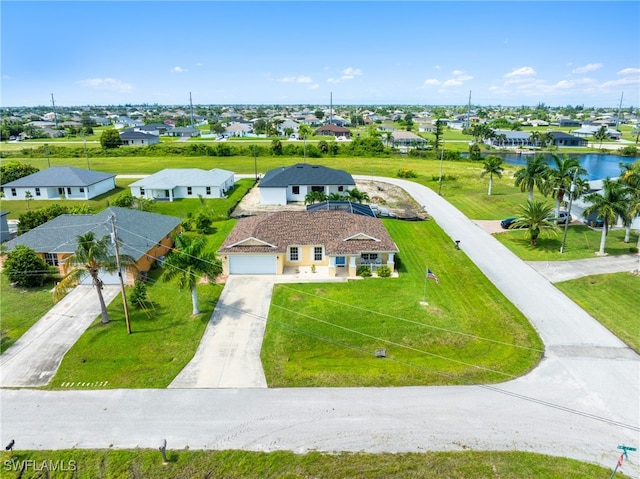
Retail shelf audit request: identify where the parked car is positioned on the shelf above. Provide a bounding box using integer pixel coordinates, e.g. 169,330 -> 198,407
500,217 -> 519,229
500,211 -> 572,229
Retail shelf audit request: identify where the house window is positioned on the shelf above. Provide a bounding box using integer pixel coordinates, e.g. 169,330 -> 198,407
11,188 -> 16,197
79,187 -> 85,193
67,188 -> 71,195
187,187 -> 193,195
338,186 -> 344,192
206,187 -> 211,195
292,186 -> 300,195
314,247 -> 323,261
140,187 -> 145,195
58,188 -> 64,195
311,186 -> 324,193
361,253 -> 378,262
289,246 -> 299,262
44,253 -> 59,266
35,188 -> 41,196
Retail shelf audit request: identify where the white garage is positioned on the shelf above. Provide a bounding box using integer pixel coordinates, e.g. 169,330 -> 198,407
228,255 -> 277,275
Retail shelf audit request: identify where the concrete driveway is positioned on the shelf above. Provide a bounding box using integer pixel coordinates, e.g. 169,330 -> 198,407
0,285 -> 120,387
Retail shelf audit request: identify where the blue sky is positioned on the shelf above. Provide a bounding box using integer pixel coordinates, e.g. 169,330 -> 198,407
2,1 -> 639,108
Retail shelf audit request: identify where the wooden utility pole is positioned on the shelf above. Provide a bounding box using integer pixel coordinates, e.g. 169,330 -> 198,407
110,213 -> 132,334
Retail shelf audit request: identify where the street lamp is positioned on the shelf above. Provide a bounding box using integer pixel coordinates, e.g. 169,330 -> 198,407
560,169 -> 578,253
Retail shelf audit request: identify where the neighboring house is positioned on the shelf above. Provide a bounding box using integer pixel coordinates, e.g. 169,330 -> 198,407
571,126 -> 622,139
165,126 -> 201,138
485,130 -> 533,148
556,117 -> 581,127
391,131 -> 428,148
225,123 -> 252,137
217,210 -> 399,276
119,129 -> 160,146
259,163 -> 355,205
315,124 -> 350,138
277,119 -> 300,136
134,123 -> 169,136
129,168 -> 235,202
2,207 -> 181,285
548,132 -> 588,147
1,167 -> 116,201
0,211 -> 10,242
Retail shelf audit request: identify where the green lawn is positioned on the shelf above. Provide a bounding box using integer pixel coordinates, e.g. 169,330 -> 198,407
493,225 -> 638,260
0,450 -> 623,479
261,219 -> 543,387
556,272 -> 640,351
46,221 -> 236,389
0,277 -> 58,353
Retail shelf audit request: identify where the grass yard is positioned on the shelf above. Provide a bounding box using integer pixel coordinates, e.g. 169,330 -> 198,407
0,449 -> 623,479
261,219 -> 543,387
493,226 -> 638,260
46,221 -> 236,389
0,277 -> 58,353
555,272 -> 640,351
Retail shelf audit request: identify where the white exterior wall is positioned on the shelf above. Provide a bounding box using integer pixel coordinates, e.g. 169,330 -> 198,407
89,178 -> 116,198
260,188 -> 287,205
4,178 -> 114,200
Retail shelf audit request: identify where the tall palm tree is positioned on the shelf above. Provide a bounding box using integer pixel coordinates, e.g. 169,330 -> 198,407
480,155 -> 504,195
593,126 -> 608,150
511,200 -> 558,246
160,234 -> 222,315
54,231 -> 136,324
514,154 -> 550,201
583,178 -> 630,255
618,160 -> 640,244
546,154 -> 586,219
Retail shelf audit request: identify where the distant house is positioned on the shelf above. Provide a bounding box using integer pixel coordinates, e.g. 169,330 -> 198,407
486,130 -> 534,148
548,132 -> 588,147
225,123 -> 252,137
134,123 -> 169,136
119,130 -> 160,146
557,118 -> 581,127
217,210 -> 399,277
165,126 -> 201,138
0,211 -> 10,242
391,131 -> 428,148
259,163 -> 355,205
129,168 -> 235,202
571,126 -> 622,139
2,207 -> 181,285
1,167 -> 116,201
315,124 -> 350,138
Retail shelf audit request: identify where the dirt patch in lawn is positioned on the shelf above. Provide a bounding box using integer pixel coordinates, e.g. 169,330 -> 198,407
231,180 -> 429,220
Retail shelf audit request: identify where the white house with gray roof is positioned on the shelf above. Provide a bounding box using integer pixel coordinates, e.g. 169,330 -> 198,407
259,163 -> 355,205
1,167 -> 116,201
130,168 -> 235,202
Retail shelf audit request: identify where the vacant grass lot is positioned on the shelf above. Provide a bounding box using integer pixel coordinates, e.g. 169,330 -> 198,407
556,272 -> 640,351
262,219 -> 543,387
0,449 -> 625,479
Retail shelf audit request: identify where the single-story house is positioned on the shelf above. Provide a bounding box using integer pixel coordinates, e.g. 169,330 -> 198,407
315,124 -> 351,138
225,123 -> 252,137
391,131 -> 428,148
0,211 -> 10,242
548,131 -> 588,147
165,127 -> 201,138
485,130 -> 534,148
119,129 -> 160,146
217,210 -> 399,277
259,163 -> 355,205
129,168 -> 235,202
571,126 -> 622,139
2,207 -> 181,284
1,167 -> 116,201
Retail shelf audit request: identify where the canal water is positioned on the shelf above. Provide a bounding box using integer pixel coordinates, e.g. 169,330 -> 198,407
500,153 -> 639,180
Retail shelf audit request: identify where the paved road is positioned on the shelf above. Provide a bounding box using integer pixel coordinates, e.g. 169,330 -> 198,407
527,254 -> 639,283
0,285 -> 120,387
1,179 -> 638,474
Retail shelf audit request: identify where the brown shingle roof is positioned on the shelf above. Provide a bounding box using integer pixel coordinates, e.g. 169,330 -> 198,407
218,211 -> 398,255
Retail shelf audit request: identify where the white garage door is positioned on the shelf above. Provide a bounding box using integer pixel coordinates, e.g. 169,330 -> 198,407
229,256 -> 277,275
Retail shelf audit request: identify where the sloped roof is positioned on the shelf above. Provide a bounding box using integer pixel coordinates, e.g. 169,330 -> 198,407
130,168 -> 235,189
259,164 -> 354,188
4,207 -> 181,261
218,211 -> 398,256
2,167 -> 115,188
315,124 -> 350,133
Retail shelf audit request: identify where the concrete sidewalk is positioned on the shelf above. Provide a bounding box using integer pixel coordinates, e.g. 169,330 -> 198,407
527,253 -> 639,282
0,285 -> 120,387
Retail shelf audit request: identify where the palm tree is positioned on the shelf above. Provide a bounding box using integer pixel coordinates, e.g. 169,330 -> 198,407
347,188 -> 370,204
546,154 -> 586,219
160,234 -> 222,315
529,131 -> 541,148
583,178 -> 630,255
480,156 -> 504,196
593,126 -> 608,150
54,231 -> 135,324
618,160 -> 640,244
511,200 -> 558,246
514,154 -> 550,201
298,124 -> 313,161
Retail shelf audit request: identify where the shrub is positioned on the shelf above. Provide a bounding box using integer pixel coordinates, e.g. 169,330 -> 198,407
620,145 -> 638,157
396,168 -> 418,179
356,265 -> 372,277
3,245 -> 54,287
376,265 -> 391,277
129,280 -> 148,309
630,246 -> 639,254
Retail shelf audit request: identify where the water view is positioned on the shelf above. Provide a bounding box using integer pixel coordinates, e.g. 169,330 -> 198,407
500,153 -> 639,181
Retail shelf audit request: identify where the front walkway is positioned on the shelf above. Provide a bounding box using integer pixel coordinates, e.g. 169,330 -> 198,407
0,285 -> 120,387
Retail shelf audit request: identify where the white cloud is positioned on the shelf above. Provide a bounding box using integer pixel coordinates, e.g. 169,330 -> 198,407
600,76 -> 640,88
77,78 -> 133,93
442,79 -> 463,87
327,77 -> 339,84
423,79 -> 441,86
456,75 -> 474,82
196,62 -> 203,67
280,75 -> 312,84
451,69 -> 464,75
617,67 -> 640,75
433,65 -> 441,70
504,67 -> 536,78
572,63 -> 602,74
171,66 -> 188,73
309,84 -> 319,90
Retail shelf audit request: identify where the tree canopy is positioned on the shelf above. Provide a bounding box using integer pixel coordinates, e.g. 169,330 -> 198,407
100,128 -> 122,149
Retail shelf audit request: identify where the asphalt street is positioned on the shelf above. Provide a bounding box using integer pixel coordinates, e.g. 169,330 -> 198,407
1,178 -> 638,474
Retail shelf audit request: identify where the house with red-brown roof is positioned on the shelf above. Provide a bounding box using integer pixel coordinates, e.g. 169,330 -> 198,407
217,211 -> 398,276
315,124 -> 351,139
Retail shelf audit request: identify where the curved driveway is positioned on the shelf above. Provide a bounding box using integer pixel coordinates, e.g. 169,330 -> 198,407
1,178 -> 638,474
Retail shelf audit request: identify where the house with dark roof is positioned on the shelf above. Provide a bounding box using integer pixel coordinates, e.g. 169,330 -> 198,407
218,210 -> 399,276
165,126 -> 201,138
258,163 -> 355,205
129,168 -> 235,202
2,207 -> 181,284
0,211 -> 10,242
548,131 -> 588,147
1,167 -> 116,201
315,124 -> 351,138
119,129 -> 160,146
